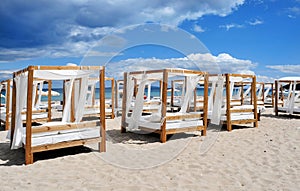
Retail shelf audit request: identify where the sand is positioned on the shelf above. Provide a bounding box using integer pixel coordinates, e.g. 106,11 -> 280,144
0,108 -> 299,191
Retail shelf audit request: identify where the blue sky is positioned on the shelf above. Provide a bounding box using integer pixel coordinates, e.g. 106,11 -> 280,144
0,0 -> 299,81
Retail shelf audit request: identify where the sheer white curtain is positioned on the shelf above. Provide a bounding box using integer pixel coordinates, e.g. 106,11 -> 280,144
62,79 -> 75,122
128,74 -> 148,130
211,75 -> 224,125
75,77 -> 88,122
11,73 -> 28,149
179,75 -> 202,113
287,81 -> 296,114
125,74 -> 135,116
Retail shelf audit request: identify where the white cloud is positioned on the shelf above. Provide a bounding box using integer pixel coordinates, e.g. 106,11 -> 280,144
105,52 -> 257,79
0,0 -> 246,61
248,18 -> 264,25
193,24 -> 205,33
266,64 -> 300,75
219,23 -> 244,31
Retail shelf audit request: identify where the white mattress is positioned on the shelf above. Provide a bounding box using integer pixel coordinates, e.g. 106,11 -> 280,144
84,108 -> 111,115
278,107 -> 300,113
22,122 -> 100,147
128,112 -> 204,130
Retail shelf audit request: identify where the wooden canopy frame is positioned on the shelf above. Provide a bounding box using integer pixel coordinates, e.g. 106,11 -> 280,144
224,74 -> 258,131
10,65 -> 106,164
121,68 -> 208,143
0,79 -> 11,130
275,78 -> 300,116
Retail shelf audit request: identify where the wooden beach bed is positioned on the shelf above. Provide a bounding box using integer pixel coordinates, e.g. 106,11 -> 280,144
10,65 -> 106,164
121,68 -> 208,143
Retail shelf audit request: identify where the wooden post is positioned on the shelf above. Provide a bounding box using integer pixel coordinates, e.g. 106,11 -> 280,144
252,76 -> 258,128
111,78 -> 115,119
121,73 -> 128,133
99,68 -> 106,152
193,87 -> 197,112
5,80 -> 11,130
70,80 -> 75,122
47,80 -> 52,122
275,80 -> 278,116
202,74 -> 208,136
26,66 -> 34,165
271,83 -> 274,107
225,74 -> 232,131
171,80 -> 174,107
160,69 -> 168,143
10,76 -> 17,147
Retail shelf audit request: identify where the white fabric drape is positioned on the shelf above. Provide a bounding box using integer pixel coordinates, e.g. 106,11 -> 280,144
208,81 -> 216,112
125,74 -> 135,116
179,75 -> 202,113
11,73 -> 28,149
86,80 -> 97,106
75,77 -> 88,122
211,75 -> 224,125
128,74 -> 148,130
62,79 -> 75,122
287,81 -> 296,114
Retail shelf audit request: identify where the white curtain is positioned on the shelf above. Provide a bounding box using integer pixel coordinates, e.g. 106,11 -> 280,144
179,75 -> 202,113
287,81 -> 296,114
125,74 -> 135,116
75,77 -> 88,122
211,75 -> 224,125
128,74 -> 148,130
11,73 -> 28,149
62,79 -> 75,122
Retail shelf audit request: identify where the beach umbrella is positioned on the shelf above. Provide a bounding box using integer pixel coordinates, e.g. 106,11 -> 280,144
39,90 -> 60,96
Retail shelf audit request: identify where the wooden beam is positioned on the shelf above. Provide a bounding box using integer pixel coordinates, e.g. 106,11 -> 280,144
252,75 -> 258,128
202,74 -> 208,136
5,79 -> 11,130
160,69 -> 168,143
25,66 -> 34,165
32,121 -> 100,134
121,72 -> 128,133
31,138 -> 101,153
274,80 -> 278,116
225,74 -> 232,131
99,67 -> 106,152
47,80 -> 52,122
10,77 -> 17,146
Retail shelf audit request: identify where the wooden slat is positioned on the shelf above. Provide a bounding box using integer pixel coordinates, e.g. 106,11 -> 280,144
166,113 -> 203,120
32,121 -> 100,134
31,138 -> 101,153
230,109 -> 254,113
231,119 -> 257,125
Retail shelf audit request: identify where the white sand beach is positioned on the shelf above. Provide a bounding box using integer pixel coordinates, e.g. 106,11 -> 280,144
0,108 -> 299,191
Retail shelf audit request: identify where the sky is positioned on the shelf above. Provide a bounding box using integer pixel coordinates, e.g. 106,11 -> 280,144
0,0 -> 299,82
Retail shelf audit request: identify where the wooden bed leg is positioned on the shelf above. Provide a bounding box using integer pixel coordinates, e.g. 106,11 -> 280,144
121,126 -> 126,133
25,151 -> 33,165
160,132 -> 167,143
201,129 -> 206,136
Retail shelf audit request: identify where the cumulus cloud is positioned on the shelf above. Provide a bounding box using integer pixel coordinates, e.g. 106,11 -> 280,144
193,24 -> 205,33
105,52 -> 256,79
0,0 -> 245,61
248,18 -> 263,25
219,23 -> 244,31
266,64 -> 300,75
